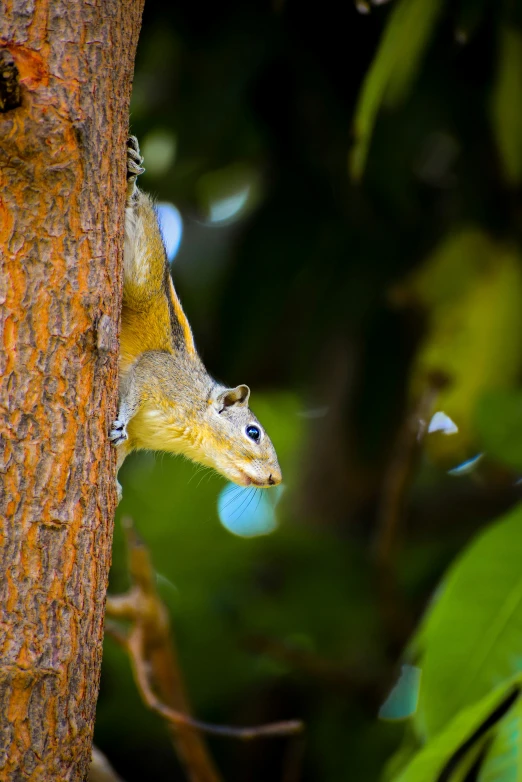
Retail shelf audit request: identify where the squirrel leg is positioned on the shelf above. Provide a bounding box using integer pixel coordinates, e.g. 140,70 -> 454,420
110,360 -> 148,502
126,135 -> 145,202
109,362 -> 145,447
110,352 -> 166,449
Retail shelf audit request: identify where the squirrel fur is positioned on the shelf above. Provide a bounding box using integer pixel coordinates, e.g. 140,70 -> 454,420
110,137 -> 282,492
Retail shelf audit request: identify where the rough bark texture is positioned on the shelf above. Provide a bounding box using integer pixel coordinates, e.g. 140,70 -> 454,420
0,1 -> 144,779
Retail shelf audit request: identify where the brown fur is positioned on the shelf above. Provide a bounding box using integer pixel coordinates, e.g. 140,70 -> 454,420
111,138 -> 281,491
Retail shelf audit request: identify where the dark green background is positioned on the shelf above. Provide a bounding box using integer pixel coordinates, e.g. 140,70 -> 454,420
94,2 -> 522,780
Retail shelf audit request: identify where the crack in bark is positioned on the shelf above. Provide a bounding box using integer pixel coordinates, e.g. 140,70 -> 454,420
0,48 -> 21,112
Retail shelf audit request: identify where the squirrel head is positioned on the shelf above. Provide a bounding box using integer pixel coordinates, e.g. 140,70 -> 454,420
197,383 -> 282,488
126,354 -> 282,488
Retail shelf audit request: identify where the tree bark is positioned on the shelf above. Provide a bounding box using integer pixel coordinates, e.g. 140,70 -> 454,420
0,2 -> 144,779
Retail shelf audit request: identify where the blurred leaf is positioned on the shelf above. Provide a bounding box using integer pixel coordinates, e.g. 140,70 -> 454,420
394,229 -> 491,306
491,27 -> 522,186
475,389 -> 522,472
397,229 -> 522,466
382,729 -> 421,782
383,719 -> 491,782
478,696 -> 522,782
412,503 -> 522,739
350,0 -> 446,179
448,736 -> 494,782
390,680 -> 520,782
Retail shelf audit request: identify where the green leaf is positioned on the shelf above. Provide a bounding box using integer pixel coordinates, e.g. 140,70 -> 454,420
382,729 -> 421,782
479,696 -> 522,782
397,230 -> 522,467
412,504 -> 522,740
491,27 -> 522,186
450,736 -> 494,782
350,0 -> 446,180
390,681 -> 520,782
475,389 -> 522,472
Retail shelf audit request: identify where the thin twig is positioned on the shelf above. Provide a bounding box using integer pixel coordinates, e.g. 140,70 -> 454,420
106,518 -> 223,782
127,628 -> 302,740
105,516 -> 303,782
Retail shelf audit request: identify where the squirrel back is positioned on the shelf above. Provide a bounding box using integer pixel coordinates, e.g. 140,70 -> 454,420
110,137 -> 282,491
120,190 -> 195,374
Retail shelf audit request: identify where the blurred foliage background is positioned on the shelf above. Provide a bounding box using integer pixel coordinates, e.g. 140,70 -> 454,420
95,1 -> 522,780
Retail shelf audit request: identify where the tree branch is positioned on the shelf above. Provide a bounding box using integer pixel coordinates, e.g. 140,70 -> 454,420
105,518 -> 303,781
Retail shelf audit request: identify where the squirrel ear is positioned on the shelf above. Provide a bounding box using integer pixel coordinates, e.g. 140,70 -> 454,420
216,384 -> 250,411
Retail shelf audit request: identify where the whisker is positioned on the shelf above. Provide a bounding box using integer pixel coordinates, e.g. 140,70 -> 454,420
196,465 -> 213,489
219,494 -> 244,513
229,489 -> 252,520
188,464 -> 206,485
253,488 -> 263,517
221,486 -> 243,502
220,486 -> 248,512
242,487 -> 258,518
230,487 -> 256,520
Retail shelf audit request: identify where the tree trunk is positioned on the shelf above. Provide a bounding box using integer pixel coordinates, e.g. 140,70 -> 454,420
0,2 -> 144,778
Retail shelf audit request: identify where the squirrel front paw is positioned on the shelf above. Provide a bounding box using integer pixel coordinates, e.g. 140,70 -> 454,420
109,419 -> 128,446
127,136 -> 145,181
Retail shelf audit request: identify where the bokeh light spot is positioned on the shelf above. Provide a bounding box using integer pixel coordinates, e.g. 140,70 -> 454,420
196,162 -> 261,225
217,483 -> 284,537
447,453 -> 484,476
379,665 -> 422,721
428,411 -> 459,436
209,185 -> 251,223
157,202 -> 183,261
142,129 -> 177,176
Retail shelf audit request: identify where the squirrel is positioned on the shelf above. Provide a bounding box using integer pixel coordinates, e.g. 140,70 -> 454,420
109,137 -> 282,496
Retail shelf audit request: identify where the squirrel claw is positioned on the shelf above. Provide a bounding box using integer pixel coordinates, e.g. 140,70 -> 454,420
109,419 -> 128,446
127,136 -> 145,179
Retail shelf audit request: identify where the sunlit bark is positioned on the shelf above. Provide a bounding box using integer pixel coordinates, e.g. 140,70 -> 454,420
0,1 -> 143,777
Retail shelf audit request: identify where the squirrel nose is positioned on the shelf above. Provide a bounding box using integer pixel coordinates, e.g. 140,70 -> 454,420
267,469 -> 282,486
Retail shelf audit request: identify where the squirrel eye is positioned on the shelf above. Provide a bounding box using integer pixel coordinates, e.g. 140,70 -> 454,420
246,425 -> 261,442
